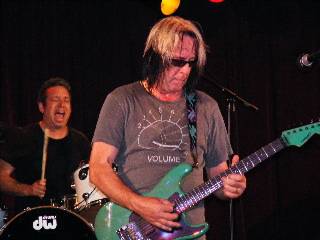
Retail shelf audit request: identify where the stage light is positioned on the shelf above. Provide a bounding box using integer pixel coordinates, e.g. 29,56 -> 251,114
209,0 -> 224,3
161,0 -> 180,16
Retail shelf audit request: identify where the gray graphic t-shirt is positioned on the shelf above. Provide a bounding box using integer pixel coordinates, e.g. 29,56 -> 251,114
92,81 -> 232,225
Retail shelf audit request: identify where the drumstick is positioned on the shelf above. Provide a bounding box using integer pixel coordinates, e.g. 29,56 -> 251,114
41,128 -> 49,181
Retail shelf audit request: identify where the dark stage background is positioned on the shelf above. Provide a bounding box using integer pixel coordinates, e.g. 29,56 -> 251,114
1,0 -> 320,239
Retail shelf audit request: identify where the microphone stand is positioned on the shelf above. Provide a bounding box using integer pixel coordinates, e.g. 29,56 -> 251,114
203,74 -> 259,112
202,73 -> 258,240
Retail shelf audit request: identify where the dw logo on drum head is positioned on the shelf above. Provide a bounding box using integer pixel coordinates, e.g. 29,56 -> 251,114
33,215 -> 57,230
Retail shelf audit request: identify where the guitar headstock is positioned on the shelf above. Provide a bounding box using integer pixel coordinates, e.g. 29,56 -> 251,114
281,121 -> 320,147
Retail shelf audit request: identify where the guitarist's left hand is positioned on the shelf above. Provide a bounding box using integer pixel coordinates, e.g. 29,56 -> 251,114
209,155 -> 247,200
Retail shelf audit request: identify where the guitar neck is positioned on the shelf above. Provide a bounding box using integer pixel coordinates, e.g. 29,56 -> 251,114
174,138 -> 286,214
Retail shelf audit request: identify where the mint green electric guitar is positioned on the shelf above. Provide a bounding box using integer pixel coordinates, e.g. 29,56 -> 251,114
94,121 -> 320,240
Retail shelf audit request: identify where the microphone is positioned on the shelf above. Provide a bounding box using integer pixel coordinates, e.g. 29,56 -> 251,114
298,50 -> 320,68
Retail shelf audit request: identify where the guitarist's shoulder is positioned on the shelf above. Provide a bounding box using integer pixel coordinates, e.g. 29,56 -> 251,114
195,90 -> 219,108
108,82 -> 138,97
107,81 -> 144,103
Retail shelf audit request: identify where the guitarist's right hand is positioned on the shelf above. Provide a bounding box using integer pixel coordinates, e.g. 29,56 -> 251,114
131,195 -> 181,231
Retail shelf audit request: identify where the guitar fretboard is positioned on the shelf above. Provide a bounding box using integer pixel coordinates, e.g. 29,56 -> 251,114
174,138 -> 286,213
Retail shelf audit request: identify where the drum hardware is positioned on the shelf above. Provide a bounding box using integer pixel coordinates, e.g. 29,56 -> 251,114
23,207 -> 32,211
50,198 -> 62,208
0,204 -> 8,229
73,189 -> 95,212
73,187 -> 103,212
83,192 -> 90,201
61,194 -> 77,210
78,166 -> 89,180
73,164 -> 107,209
49,194 -> 77,211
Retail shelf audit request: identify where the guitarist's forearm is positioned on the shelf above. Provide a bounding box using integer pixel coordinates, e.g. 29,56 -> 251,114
92,167 -> 140,211
89,142 -> 141,212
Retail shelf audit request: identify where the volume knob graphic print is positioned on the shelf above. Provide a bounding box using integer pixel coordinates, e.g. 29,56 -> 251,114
137,108 -> 189,151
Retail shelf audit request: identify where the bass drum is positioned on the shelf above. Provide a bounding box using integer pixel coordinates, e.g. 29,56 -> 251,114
0,206 -> 96,240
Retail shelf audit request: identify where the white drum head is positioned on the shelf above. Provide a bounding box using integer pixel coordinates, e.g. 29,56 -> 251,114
73,164 -> 106,209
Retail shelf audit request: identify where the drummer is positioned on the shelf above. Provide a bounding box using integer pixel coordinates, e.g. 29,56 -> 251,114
0,77 -> 91,215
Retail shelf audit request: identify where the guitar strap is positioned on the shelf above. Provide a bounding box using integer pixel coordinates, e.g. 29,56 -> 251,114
185,90 -> 199,168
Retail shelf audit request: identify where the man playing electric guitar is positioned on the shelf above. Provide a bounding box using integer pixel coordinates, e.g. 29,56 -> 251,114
89,16 -> 246,240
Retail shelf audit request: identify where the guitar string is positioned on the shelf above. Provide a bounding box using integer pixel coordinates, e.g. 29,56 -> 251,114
126,138 -> 286,237
174,139 -> 285,213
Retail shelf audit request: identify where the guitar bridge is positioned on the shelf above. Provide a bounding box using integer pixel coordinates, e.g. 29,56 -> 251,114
116,222 -> 150,240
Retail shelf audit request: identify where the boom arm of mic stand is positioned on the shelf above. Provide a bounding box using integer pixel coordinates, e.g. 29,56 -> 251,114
202,74 -> 259,111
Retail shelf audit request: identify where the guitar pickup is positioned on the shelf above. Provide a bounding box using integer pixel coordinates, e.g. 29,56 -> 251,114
117,222 -> 150,240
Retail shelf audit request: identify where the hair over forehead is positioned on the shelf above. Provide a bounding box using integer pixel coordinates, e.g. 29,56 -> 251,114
37,77 -> 71,104
143,16 -> 206,69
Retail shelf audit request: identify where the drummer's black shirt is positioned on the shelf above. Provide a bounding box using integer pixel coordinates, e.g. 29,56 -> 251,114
2,123 -> 91,213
